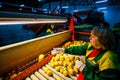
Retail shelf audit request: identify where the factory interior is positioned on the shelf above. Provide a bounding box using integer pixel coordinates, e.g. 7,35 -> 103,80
0,0 -> 120,80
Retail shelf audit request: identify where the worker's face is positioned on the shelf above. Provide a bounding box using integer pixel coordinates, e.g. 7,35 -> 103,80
51,24 -> 54,29
89,32 -> 102,49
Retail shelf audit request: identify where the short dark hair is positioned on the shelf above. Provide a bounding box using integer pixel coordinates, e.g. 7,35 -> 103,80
91,26 -> 115,50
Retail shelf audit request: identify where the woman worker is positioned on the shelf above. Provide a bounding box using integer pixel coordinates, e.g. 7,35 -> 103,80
52,26 -> 120,80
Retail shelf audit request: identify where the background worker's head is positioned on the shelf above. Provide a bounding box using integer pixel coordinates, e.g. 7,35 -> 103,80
51,24 -> 55,29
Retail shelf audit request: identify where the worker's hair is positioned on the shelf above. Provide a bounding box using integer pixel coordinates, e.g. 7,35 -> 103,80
91,26 -> 115,50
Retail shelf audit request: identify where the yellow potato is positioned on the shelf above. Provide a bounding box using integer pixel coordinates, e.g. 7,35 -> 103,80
69,56 -> 75,61
55,66 -> 61,72
52,57 -> 55,60
68,68 -> 75,75
38,54 -> 45,62
60,69 -> 64,74
50,59 -> 54,63
63,62 -> 67,67
54,61 -> 58,66
57,77 -> 62,80
63,70 -> 68,77
65,57 -> 70,61
54,56 -> 59,61
46,69 -> 52,76
43,67 -> 49,73
74,66 -> 79,74
63,53 -> 68,57
50,62 -> 55,68
58,61 -> 63,66
66,61 -> 71,66
10,73 -> 17,79
61,55 -> 64,58
59,52 -> 64,55
62,67 -> 67,71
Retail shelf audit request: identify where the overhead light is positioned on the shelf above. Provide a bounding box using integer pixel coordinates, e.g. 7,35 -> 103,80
73,10 -> 79,12
20,4 -> 25,7
0,11 -> 67,25
0,18 -> 67,25
62,6 -> 69,9
38,0 -> 42,1
95,0 -> 108,4
43,9 -> 47,11
97,7 -> 107,10
0,3 -> 2,7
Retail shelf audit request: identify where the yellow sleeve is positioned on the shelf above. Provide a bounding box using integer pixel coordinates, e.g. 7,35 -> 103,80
97,50 -> 119,71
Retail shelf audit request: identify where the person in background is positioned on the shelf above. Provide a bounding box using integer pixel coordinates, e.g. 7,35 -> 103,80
73,13 -> 83,25
112,22 -> 120,50
84,11 -> 110,27
66,13 -> 73,28
46,24 -> 57,35
52,26 -> 120,80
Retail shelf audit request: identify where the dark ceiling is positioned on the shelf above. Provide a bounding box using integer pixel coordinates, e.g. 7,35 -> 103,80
0,0 -> 119,8
0,0 -> 50,8
0,0 -> 119,14
0,0 -> 98,8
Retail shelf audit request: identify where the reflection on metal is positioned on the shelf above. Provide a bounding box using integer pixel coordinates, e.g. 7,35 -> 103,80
0,18 -> 67,25
0,30 -> 71,76
0,11 -> 67,25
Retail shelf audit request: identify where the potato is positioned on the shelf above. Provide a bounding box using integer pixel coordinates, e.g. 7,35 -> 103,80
54,61 -> 58,66
10,73 -> 17,79
55,66 -> 61,72
50,62 -> 55,68
59,56 -> 64,61
69,56 -> 75,61
38,54 -> 45,62
54,56 -> 59,61
68,68 -> 75,75
57,77 -> 62,80
63,62 -> 67,67
43,67 -> 49,73
58,61 -> 63,66
60,69 -> 64,74
74,66 -> 79,74
46,69 -> 52,76
63,70 -> 68,77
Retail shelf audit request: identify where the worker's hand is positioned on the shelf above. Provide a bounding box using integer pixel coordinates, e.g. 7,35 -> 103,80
51,48 -> 64,54
75,60 -> 86,71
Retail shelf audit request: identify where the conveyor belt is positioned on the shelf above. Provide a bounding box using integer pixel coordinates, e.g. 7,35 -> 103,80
0,30 -> 71,76
10,40 -> 85,80
10,54 -> 78,80
10,54 -> 55,80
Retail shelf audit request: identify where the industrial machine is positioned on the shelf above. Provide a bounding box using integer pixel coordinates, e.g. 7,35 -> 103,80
0,11 -> 74,80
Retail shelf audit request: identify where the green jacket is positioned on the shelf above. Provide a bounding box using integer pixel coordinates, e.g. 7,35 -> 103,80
65,43 -> 120,80
46,28 -> 54,35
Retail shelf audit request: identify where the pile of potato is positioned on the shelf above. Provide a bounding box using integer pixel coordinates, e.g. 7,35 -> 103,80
69,40 -> 88,47
49,52 -> 80,77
